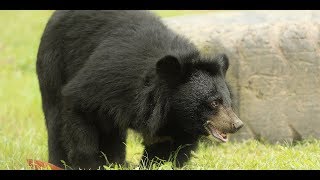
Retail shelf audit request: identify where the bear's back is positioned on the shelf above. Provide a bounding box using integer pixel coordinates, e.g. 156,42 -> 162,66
41,10 -> 176,81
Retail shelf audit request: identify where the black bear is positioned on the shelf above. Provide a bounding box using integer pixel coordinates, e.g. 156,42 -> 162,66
36,10 -> 243,169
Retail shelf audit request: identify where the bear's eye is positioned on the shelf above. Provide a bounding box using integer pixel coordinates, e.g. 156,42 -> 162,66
210,100 -> 219,109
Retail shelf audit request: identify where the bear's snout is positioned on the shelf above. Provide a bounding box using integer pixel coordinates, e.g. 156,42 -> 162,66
224,107 -> 244,133
208,106 -> 244,134
232,119 -> 244,132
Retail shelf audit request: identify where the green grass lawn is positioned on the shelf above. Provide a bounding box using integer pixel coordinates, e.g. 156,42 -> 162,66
0,10 -> 320,170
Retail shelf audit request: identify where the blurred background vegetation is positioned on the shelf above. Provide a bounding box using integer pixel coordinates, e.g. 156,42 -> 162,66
0,10 -> 319,170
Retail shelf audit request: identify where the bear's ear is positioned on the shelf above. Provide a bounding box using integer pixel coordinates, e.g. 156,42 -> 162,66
156,55 -> 181,80
215,53 -> 229,76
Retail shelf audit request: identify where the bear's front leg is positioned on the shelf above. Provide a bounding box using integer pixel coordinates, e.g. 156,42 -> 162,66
141,135 -> 198,168
61,100 -> 105,170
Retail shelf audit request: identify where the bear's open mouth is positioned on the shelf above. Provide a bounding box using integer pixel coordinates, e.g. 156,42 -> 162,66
204,122 -> 228,143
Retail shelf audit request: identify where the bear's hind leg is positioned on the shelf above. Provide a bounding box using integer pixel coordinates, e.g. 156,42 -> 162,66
46,106 -> 69,168
61,104 -> 105,170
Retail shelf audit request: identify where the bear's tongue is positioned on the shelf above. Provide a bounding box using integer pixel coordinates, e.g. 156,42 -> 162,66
206,124 -> 228,143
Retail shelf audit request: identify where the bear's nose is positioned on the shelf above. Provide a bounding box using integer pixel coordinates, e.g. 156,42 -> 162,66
232,121 -> 244,131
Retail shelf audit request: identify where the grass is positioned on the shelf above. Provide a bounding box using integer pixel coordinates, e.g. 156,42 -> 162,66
0,10 -> 320,170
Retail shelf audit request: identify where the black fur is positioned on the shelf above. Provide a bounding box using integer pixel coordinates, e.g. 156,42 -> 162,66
36,10 -> 234,169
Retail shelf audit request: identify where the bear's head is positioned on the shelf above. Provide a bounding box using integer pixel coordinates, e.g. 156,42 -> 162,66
156,53 -> 244,142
